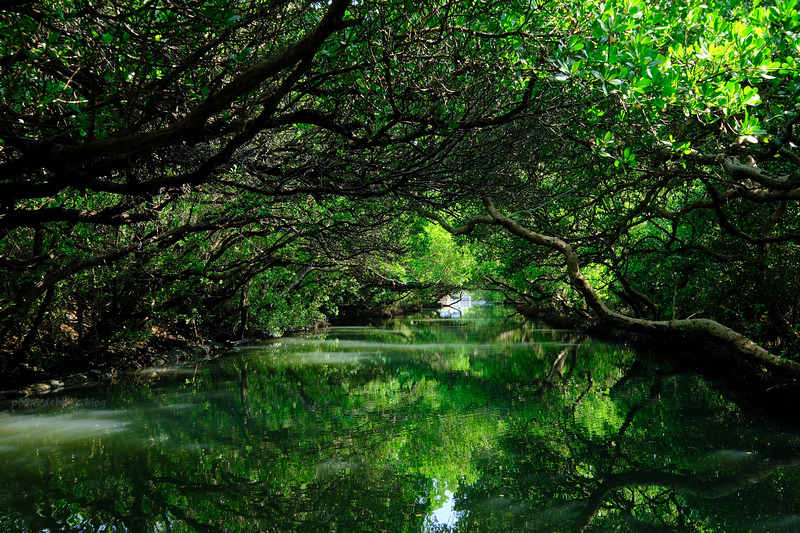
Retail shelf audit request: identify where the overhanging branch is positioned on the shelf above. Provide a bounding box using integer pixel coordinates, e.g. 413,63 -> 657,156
431,197 -> 800,376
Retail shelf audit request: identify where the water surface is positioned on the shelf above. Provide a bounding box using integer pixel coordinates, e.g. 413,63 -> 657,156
1,307 -> 799,532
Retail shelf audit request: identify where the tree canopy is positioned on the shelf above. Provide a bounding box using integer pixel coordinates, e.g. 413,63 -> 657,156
1,0 -> 799,385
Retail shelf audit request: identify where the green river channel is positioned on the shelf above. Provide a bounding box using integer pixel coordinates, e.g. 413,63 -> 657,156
2,305 -> 800,532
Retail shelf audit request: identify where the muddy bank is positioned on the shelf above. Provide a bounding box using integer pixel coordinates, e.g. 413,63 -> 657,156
0,341 -> 230,402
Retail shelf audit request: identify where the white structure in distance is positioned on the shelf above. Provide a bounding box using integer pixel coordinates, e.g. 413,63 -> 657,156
438,292 -> 486,318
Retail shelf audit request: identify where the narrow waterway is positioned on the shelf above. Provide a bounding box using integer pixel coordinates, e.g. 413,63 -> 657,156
1,306 -> 799,532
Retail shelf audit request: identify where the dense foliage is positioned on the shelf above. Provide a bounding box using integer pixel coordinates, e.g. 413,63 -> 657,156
441,0 -> 800,370
1,0 -> 799,382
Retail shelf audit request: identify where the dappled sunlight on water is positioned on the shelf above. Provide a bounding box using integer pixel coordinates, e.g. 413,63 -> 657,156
0,411 -> 129,446
243,347 -> 384,365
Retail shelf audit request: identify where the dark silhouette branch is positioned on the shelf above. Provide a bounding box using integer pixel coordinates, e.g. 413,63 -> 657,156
432,198 -> 800,375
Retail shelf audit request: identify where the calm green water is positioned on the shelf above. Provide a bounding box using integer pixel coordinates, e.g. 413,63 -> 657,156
2,307 -> 800,532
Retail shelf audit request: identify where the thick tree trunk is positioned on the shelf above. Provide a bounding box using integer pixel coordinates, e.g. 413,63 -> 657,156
236,281 -> 251,340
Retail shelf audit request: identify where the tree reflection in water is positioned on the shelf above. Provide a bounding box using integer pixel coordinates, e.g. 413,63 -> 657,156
1,306 -> 799,532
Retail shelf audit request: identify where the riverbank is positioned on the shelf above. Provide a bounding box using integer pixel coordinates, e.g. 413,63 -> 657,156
0,339 -> 230,401
0,304 -> 410,401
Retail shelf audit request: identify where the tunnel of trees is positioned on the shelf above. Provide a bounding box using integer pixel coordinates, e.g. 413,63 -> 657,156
1,0 -> 799,387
